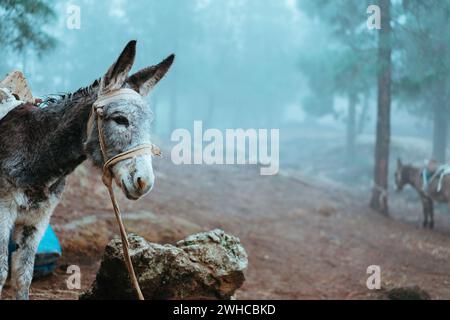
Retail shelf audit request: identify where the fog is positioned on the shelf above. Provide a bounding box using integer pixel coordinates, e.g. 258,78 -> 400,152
1,0 -> 448,191
3,0 -> 450,301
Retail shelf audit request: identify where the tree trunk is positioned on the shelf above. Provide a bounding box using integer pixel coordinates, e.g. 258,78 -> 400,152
432,92 -> 448,163
370,0 -> 392,215
346,93 -> 357,165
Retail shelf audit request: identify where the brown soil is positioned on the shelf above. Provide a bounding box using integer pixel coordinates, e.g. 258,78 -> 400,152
2,157 -> 450,300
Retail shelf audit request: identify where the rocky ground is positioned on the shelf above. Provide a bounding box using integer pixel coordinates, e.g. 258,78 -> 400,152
2,142 -> 450,299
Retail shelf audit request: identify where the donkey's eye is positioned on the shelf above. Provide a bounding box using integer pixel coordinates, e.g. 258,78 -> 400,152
112,116 -> 129,127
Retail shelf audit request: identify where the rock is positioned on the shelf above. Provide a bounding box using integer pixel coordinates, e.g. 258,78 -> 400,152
80,229 -> 248,300
386,286 -> 431,300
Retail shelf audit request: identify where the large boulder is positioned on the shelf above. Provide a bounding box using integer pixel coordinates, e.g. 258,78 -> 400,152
80,229 -> 248,300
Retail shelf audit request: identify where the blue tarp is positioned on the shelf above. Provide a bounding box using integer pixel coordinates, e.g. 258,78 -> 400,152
8,225 -> 62,278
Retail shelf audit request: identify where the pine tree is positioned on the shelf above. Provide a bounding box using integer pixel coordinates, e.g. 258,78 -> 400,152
370,0 -> 392,215
0,0 -> 56,56
396,0 -> 450,163
297,0 -> 376,164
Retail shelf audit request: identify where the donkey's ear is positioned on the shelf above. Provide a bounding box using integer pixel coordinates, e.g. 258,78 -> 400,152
100,40 -> 137,93
126,54 -> 175,96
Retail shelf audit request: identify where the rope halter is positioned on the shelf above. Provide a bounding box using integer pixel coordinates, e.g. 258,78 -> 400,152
87,88 -> 161,300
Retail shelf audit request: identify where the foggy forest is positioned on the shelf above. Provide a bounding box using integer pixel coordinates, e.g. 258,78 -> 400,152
1,0 -> 450,302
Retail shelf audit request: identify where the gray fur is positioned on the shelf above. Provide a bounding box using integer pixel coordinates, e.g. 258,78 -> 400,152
0,41 -> 174,299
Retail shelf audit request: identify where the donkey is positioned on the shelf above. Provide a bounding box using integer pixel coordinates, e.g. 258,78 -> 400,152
0,41 -> 174,299
395,158 -> 450,229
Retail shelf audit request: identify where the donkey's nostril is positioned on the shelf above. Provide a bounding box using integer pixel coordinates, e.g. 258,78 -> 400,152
136,177 -> 147,191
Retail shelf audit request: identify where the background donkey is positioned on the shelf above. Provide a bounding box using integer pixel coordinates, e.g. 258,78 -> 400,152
395,158 -> 450,229
0,41 -> 174,299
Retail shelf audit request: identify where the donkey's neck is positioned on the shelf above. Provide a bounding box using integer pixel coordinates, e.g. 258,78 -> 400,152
42,83 -> 100,172
404,166 -> 423,192
3,81 -> 100,188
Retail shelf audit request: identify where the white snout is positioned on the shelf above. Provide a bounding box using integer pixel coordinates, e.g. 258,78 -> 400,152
111,154 -> 155,200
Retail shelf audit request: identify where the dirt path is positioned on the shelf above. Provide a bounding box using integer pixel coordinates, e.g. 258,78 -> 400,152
3,158 -> 450,299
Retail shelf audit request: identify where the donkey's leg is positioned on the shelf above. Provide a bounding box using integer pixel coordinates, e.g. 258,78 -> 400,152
421,196 -> 429,228
0,207 -> 14,298
10,217 -> 50,300
428,199 -> 434,229
11,180 -> 65,300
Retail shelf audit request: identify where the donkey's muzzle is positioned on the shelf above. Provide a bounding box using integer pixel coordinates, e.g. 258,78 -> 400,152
121,176 -> 153,200
103,144 -> 157,200
135,176 -> 152,194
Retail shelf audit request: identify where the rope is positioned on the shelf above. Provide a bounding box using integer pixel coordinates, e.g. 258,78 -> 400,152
102,169 -> 145,300
373,183 -> 387,207
89,88 -> 161,300
422,168 -> 429,192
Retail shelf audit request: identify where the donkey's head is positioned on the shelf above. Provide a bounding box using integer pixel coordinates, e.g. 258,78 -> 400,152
85,41 -> 174,200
